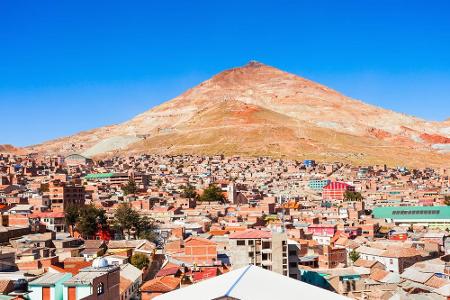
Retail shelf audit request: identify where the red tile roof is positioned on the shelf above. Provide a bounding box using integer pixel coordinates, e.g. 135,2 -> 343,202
229,229 -> 272,239
156,267 -> 180,277
29,212 -> 65,218
192,268 -> 219,282
141,276 -> 181,293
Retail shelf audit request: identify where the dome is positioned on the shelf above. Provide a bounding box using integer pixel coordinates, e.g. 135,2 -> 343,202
92,257 -> 109,268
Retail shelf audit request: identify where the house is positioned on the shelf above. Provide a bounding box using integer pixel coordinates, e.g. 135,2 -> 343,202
29,272 -> 72,300
29,212 -> 66,232
140,276 -> 181,300
62,258 -> 120,300
119,263 -> 142,300
179,237 -> 217,265
82,240 -> 107,261
356,245 -> 426,273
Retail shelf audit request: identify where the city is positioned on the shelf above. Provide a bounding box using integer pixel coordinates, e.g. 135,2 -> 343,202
0,153 -> 449,299
2,1 -> 450,299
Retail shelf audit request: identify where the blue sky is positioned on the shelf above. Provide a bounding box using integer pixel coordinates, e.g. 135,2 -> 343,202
1,0 -> 450,146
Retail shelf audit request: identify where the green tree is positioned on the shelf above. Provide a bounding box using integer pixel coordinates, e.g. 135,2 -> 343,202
181,184 -> 198,200
64,205 -> 80,236
137,216 -> 159,244
348,249 -> 360,263
113,203 -> 140,238
122,179 -> 138,195
77,205 -> 107,239
130,253 -> 150,270
444,195 -> 450,206
156,179 -> 163,187
200,184 -> 226,203
344,191 -> 363,202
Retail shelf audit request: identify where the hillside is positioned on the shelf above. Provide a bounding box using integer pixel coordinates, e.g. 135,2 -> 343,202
28,61 -> 450,167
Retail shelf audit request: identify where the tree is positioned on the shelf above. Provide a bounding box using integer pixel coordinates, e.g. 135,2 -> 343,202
181,184 -> 198,200
348,249 -> 360,264
156,179 -> 163,187
64,205 -> 80,236
130,253 -> 150,270
122,179 -> 138,195
344,191 -> 363,202
137,216 -> 160,244
39,183 -> 49,193
77,205 -> 107,239
113,203 -> 140,238
444,196 -> 450,206
200,184 -> 226,203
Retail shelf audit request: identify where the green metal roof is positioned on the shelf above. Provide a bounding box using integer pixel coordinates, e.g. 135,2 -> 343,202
84,173 -> 114,179
373,206 -> 450,220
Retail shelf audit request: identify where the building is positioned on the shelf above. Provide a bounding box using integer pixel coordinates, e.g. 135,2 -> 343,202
229,229 -> 289,276
29,272 -> 73,300
356,245 -> 425,273
47,181 -> 85,212
308,179 -> 331,191
372,206 -> 450,230
62,258 -> 120,300
153,265 -> 350,300
182,237 -> 217,265
308,224 -> 337,246
119,263 -> 142,300
30,212 -> 66,232
318,246 -> 347,269
304,160 -> 316,168
84,172 -> 150,188
322,182 -> 355,201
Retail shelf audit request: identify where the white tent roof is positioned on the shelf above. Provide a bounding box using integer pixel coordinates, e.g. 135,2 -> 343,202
155,265 -> 349,300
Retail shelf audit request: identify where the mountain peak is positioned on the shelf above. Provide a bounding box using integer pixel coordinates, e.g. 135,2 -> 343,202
244,60 -> 267,68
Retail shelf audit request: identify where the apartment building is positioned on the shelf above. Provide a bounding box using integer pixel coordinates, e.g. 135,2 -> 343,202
229,229 -> 289,276
47,181 -> 85,212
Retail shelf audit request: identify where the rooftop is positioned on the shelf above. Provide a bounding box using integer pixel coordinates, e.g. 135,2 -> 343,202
154,265 -> 350,300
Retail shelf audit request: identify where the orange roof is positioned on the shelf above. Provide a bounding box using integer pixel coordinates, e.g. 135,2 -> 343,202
229,229 -> 272,239
184,236 -> 217,246
208,230 -> 229,236
425,275 -> 448,288
30,212 -> 65,218
141,276 -> 181,293
380,247 -> 423,258
370,268 -> 389,281
120,276 -> 133,293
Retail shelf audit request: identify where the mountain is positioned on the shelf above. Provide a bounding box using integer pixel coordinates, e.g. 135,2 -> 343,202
28,61 -> 450,167
0,144 -> 27,155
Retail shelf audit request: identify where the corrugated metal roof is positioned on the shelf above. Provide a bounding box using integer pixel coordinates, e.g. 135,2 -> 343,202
373,206 -> 450,220
84,173 -> 115,179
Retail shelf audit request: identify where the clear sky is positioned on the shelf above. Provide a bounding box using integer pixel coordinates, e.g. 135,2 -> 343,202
1,0 -> 450,146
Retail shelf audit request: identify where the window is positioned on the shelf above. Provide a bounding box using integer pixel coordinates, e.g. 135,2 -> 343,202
237,240 -> 246,246
97,282 -> 104,295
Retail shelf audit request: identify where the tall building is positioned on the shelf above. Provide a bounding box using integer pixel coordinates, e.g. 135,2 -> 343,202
227,181 -> 237,203
228,229 -> 290,276
47,181 -> 85,212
